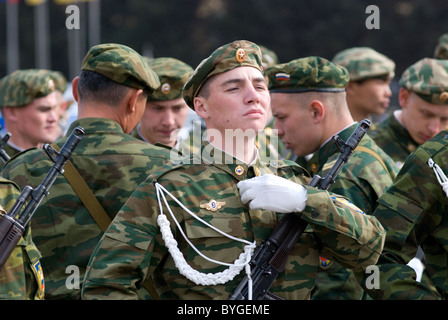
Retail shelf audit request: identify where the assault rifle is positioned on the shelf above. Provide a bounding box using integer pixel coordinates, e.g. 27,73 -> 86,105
0,132 -> 11,164
0,126 -> 84,270
230,119 -> 371,300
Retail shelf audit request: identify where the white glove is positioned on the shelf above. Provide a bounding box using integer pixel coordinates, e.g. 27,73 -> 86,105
237,174 -> 307,213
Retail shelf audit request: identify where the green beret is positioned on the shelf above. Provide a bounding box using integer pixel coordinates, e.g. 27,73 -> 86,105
434,33 -> 448,60
81,43 -> 160,94
259,45 -> 279,70
50,70 -> 67,93
0,69 -> 63,108
399,57 -> 448,105
332,47 -> 395,81
145,57 -> 193,101
182,40 -> 263,109
265,56 -> 349,93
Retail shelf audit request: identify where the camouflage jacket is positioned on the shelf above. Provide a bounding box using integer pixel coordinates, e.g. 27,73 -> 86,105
307,123 -> 399,215
306,123 -> 398,300
370,112 -> 419,168
0,177 -> 44,300
82,142 -> 385,300
1,118 -> 172,300
364,130 -> 448,300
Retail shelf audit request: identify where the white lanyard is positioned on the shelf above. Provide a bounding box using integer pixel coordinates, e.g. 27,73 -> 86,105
428,158 -> 448,197
155,182 -> 256,292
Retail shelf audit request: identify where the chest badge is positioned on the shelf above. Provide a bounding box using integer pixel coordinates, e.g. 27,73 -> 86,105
200,199 -> 226,212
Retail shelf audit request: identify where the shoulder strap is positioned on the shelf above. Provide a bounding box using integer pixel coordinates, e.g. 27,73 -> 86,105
51,144 -> 160,299
355,145 -> 390,175
52,144 -> 111,232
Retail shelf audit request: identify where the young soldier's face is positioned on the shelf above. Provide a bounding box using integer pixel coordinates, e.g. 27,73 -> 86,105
140,98 -> 189,147
194,66 -> 270,135
400,89 -> 448,144
5,91 -> 60,148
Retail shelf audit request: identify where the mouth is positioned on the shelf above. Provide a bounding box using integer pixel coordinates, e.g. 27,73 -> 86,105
244,109 -> 264,117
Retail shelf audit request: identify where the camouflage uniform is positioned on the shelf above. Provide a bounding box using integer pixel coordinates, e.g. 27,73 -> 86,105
0,69 -> 67,158
82,40 -> 386,300
0,177 -> 44,300
370,114 -> 418,168
371,58 -> 448,168
307,125 -> 398,299
363,130 -> 448,299
265,57 -> 398,300
1,43 -> 172,300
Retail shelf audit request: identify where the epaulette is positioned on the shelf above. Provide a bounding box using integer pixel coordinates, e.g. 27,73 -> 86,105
265,158 -> 311,178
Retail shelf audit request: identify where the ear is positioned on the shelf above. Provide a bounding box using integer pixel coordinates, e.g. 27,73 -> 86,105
2,107 -> 19,122
127,89 -> 144,113
193,96 -> 210,120
72,77 -> 79,102
398,88 -> 410,109
309,99 -> 325,123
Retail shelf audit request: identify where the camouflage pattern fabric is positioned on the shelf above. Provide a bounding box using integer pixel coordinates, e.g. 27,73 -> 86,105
434,33 -> 448,60
265,56 -> 349,93
82,141 -> 385,300
0,177 -> 44,300
363,130 -> 448,299
307,123 -> 399,300
332,47 -> 395,81
399,58 -> 448,105
0,69 -> 64,107
145,57 -> 193,101
182,40 -> 263,109
81,43 -> 160,94
370,113 -> 418,168
259,45 -> 280,70
1,118 -> 173,299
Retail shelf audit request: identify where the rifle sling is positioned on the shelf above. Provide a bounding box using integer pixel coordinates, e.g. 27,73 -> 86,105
51,144 -> 160,299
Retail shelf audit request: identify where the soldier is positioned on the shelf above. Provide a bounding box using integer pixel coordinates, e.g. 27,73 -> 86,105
1,43 -> 173,299
265,56 -> 398,300
0,177 -> 44,300
362,130 -> 448,299
131,57 -> 193,150
370,58 -> 448,169
82,40 -> 385,300
332,47 -> 395,123
0,69 -> 64,157
434,33 -> 448,59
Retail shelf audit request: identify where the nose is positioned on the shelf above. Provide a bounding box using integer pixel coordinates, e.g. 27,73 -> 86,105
385,85 -> 392,98
274,120 -> 284,137
161,110 -> 175,126
428,118 -> 442,136
245,84 -> 261,105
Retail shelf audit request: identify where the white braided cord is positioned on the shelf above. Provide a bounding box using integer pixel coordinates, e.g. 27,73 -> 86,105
155,182 -> 256,286
428,158 -> 448,197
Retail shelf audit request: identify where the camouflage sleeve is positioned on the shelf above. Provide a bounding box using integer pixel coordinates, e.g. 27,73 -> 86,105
300,186 -> 386,272
0,179 -> 44,300
82,180 -> 161,300
362,145 -> 446,300
328,178 -> 375,215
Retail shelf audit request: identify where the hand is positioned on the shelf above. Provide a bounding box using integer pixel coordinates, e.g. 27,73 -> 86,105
237,174 -> 307,213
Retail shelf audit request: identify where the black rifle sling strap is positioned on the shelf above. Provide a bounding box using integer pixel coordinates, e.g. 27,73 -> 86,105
51,144 -> 160,300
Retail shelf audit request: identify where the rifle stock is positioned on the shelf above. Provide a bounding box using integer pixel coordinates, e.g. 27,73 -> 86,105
230,119 -> 371,300
0,127 -> 84,270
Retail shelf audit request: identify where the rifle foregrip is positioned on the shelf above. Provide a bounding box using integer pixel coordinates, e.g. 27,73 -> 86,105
0,214 -> 24,270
